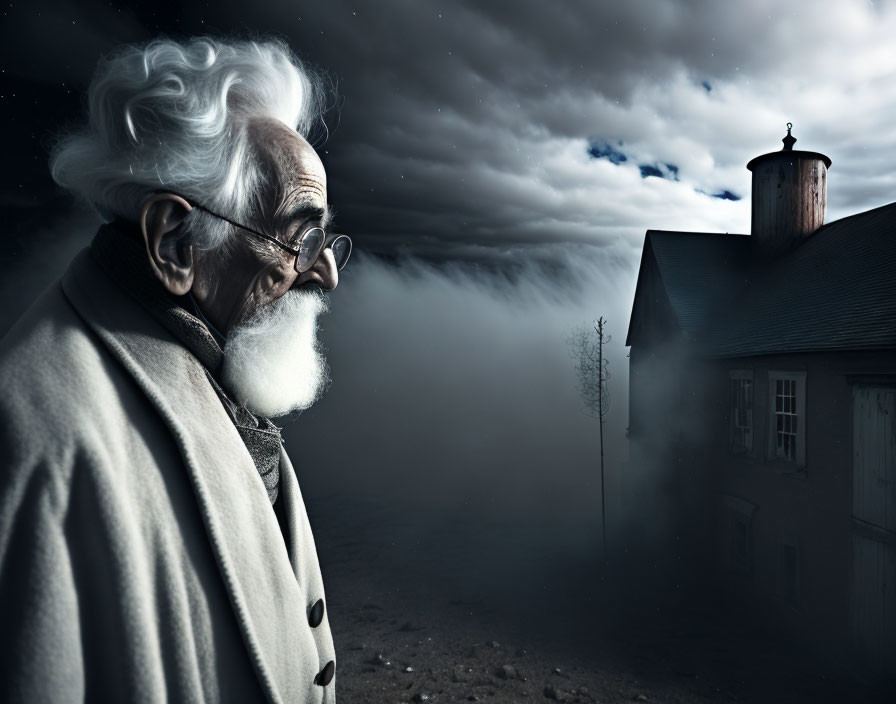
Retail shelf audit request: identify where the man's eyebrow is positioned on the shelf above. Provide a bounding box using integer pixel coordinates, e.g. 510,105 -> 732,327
278,202 -> 333,229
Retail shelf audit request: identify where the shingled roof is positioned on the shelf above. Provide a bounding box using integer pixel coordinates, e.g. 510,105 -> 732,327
627,201 -> 896,358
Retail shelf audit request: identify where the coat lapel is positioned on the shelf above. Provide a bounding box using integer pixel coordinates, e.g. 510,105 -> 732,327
61,249 -> 318,704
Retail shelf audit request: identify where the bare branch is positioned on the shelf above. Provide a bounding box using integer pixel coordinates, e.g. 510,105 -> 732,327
566,317 -> 611,419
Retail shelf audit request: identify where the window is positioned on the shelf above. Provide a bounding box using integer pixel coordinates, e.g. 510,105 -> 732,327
732,518 -> 749,565
774,378 -> 798,459
768,371 -> 806,467
729,370 -> 753,454
723,495 -> 756,574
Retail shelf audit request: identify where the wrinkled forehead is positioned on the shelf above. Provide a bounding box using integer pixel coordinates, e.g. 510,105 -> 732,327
247,117 -> 327,215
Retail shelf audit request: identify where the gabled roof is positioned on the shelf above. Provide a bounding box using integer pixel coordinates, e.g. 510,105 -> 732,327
627,201 -> 896,358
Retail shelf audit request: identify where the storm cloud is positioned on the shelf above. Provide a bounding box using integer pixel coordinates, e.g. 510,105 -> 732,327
5,0 -> 896,258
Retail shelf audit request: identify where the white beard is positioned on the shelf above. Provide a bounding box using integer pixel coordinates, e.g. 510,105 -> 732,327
220,288 -> 330,418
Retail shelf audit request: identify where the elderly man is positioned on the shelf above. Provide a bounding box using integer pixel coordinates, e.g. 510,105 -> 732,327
0,38 -> 345,702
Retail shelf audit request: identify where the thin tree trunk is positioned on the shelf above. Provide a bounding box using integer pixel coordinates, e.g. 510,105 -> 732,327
597,317 -> 606,556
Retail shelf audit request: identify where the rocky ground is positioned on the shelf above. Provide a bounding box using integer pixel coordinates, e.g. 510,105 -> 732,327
310,495 -> 895,703
324,585 -> 892,704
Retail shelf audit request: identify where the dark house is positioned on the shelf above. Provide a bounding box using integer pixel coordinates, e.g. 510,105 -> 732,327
626,126 -> 896,676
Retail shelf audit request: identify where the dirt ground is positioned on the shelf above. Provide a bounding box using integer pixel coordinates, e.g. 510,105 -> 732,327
310,495 -> 895,704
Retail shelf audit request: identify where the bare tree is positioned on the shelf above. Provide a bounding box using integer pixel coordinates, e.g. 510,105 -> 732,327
567,317 -> 611,554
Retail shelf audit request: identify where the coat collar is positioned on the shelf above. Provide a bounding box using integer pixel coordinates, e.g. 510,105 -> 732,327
61,246 -> 319,703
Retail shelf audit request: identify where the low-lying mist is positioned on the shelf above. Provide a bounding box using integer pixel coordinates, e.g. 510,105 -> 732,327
285,242 -> 656,632
3,212 -> 683,637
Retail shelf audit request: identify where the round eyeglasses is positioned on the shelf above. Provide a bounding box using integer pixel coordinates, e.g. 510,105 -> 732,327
286,227 -> 352,274
179,197 -> 352,273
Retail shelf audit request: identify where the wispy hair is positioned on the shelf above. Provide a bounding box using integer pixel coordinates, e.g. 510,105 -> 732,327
50,36 -> 328,250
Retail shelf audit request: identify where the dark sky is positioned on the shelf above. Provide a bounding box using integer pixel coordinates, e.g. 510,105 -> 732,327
5,0 -> 896,254
3,0 -> 896,620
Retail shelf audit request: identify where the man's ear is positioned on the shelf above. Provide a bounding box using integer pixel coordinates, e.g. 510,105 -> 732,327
140,194 -> 195,296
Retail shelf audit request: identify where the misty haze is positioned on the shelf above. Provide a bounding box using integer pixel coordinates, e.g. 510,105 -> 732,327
4,1 -> 896,702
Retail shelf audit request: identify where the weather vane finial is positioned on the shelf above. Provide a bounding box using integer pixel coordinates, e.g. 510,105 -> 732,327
783,122 -> 796,151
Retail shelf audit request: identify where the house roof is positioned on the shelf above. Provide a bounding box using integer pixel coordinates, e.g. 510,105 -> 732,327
627,201 -> 896,358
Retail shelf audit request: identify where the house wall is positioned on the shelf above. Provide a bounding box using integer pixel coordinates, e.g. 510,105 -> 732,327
628,345 -> 896,670
704,351 -> 895,668
627,339 -> 717,565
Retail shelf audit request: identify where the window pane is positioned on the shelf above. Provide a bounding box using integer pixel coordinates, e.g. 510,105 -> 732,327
731,376 -> 754,453
770,374 -> 803,463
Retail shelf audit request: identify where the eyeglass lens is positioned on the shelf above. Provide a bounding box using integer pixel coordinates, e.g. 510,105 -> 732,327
293,228 -> 353,273
329,235 -> 352,271
296,228 -> 326,272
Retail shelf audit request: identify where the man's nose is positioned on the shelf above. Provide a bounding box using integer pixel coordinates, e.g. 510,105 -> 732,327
296,247 -> 339,292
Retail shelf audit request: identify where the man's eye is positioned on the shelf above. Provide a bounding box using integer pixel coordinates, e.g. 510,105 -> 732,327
289,224 -> 326,248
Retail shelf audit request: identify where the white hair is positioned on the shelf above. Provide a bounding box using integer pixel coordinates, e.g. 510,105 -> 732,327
50,36 -> 327,250
221,288 -> 330,418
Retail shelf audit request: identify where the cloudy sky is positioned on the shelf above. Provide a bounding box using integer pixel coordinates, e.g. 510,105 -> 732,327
3,0 -> 896,604
5,0 -> 896,254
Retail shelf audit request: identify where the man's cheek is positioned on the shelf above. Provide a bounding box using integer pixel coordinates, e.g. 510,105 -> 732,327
253,267 -> 297,311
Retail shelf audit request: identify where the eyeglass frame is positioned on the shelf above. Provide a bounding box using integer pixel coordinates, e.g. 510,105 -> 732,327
169,194 -> 352,274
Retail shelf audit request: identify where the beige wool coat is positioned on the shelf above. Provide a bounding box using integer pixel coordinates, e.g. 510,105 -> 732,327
0,248 -> 336,703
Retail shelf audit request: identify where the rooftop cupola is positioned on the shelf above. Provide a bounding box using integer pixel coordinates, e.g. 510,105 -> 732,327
746,123 -> 831,259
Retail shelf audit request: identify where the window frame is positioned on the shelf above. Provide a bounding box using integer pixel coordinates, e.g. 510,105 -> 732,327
729,369 -> 754,456
723,495 -> 756,575
767,370 -> 807,468
778,535 -> 801,609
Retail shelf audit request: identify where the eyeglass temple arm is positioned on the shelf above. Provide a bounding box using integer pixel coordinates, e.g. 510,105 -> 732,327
189,202 -> 300,255
168,193 -> 341,258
